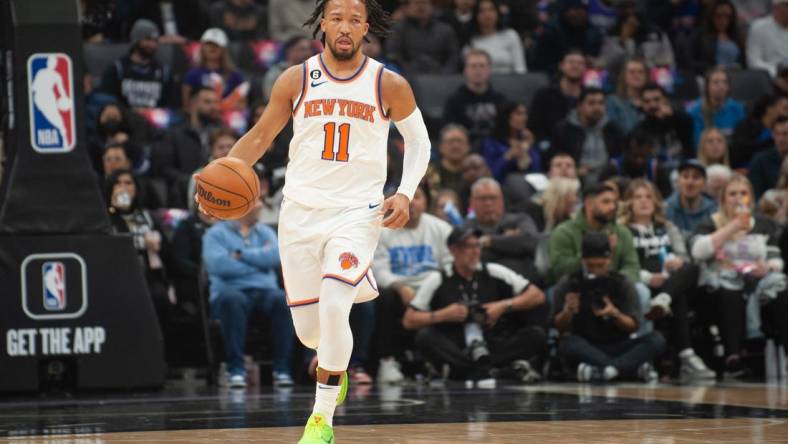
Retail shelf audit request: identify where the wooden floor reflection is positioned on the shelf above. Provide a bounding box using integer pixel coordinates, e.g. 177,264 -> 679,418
6,418 -> 788,444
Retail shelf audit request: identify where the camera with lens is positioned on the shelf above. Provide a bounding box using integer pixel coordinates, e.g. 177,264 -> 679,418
569,273 -> 612,311
463,300 -> 488,325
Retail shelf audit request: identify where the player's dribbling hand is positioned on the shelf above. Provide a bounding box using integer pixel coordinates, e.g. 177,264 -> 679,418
381,193 -> 410,229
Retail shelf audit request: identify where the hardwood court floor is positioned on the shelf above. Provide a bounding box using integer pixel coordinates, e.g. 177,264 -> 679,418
1,382 -> 787,443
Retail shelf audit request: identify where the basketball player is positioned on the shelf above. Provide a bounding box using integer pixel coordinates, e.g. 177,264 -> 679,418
197,1 -> 430,442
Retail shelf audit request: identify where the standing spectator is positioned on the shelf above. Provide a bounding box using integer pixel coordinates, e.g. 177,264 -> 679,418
443,49 -> 506,146
467,0 -> 527,74
209,0 -> 265,41
731,95 -> 788,168
746,0 -> 788,77
685,0 -> 745,75
553,232 -> 665,382
482,102 -> 539,182
403,227 -> 548,385
601,126 -> 673,198
637,83 -> 694,167
268,0 -> 312,41
665,159 -> 717,238
438,0 -> 476,47
372,186 -> 452,384
686,68 -> 746,147
550,87 -> 625,185
749,117 -> 788,199
99,19 -> 175,109
262,36 -> 314,103
465,178 -> 541,281
182,28 -> 245,111
202,200 -> 295,388
425,124 -> 471,198
532,0 -> 604,73
697,127 -> 731,167
605,57 -> 647,135
620,180 -> 715,379
548,182 -> 641,285
385,0 -> 460,75
690,174 -> 788,378
597,3 -> 675,72
528,50 -> 586,142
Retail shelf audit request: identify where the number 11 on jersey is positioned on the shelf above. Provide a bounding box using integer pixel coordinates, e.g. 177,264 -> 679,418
321,122 -> 351,162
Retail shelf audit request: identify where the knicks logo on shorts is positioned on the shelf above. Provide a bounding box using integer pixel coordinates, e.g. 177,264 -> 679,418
28,53 -> 76,153
339,252 -> 359,270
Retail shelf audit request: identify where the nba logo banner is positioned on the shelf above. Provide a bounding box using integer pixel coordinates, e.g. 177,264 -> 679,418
27,53 -> 76,153
42,261 -> 66,311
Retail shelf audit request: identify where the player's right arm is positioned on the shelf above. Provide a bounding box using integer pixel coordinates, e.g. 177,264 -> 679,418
227,64 -> 304,166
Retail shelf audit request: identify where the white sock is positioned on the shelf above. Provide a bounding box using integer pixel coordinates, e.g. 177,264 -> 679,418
313,382 -> 341,426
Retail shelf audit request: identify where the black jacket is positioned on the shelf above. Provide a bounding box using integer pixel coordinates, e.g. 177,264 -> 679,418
547,117 -> 625,168
443,84 -> 506,146
528,84 -> 576,142
731,117 -> 773,168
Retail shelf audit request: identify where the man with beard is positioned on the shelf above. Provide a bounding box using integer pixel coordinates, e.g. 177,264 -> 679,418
635,83 -> 694,170
528,50 -> 586,143
548,182 -> 640,285
193,1 -> 430,442
99,19 -> 175,109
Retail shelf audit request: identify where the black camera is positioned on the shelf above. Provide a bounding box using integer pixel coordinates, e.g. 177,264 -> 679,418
569,274 -> 611,311
463,300 -> 488,325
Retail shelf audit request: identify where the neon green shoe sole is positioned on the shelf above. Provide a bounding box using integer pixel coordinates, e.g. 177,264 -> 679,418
297,413 -> 335,444
336,371 -> 348,406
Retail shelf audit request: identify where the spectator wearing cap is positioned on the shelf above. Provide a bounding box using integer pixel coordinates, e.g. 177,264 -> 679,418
268,0 -> 313,41
182,28 -> 245,111
262,36 -> 314,103
746,0 -> 788,78
532,0 -> 604,73
636,83 -> 694,167
552,231 -> 665,382
749,117 -> 788,199
209,0 -> 265,41
776,60 -> 788,97
99,19 -> 176,109
665,159 -> 717,238
548,182 -> 640,286
403,226 -> 548,385
385,0 -> 460,75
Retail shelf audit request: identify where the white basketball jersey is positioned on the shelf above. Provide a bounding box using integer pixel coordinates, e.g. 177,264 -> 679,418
283,54 -> 391,209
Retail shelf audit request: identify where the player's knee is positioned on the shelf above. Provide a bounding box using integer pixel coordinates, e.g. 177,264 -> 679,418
295,328 -> 320,349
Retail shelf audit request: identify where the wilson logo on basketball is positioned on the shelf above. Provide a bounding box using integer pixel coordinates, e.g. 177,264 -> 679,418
339,252 -> 359,270
197,184 -> 231,207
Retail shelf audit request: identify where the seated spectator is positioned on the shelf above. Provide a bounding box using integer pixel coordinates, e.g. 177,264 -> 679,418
665,159 -> 718,238
459,153 -> 492,212
776,61 -> 788,97
101,142 -> 164,209
533,0 -> 604,73
262,36 -> 314,103
553,231 -> 665,382
372,185 -> 452,384
503,151 -> 578,215
467,0 -> 527,74
605,57 -> 647,135
443,49 -> 505,146
528,50 -> 586,142
202,199 -> 295,388
548,182 -> 640,285
749,117 -> 788,199
684,0 -> 745,75
601,126 -> 673,198
598,3 -> 675,73
541,177 -> 580,233
637,83 -> 694,168
268,0 -> 312,41
697,127 -> 730,167
437,0 -> 475,47
99,19 -> 175,109
549,87 -> 625,185
182,28 -> 245,111
154,87 -> 223,208
690,174 -> 788,378
731,95 -> 788,168
425,124 -> 471,200
465,178 -> 541,281
686,67 -> 746,147
88,102 -> 155,175
482,102 -> 539,182
620,179 -> 715,379
187,128 -> 237,213
746,0 -> 788,77
105,169 -> 171,327
209,0 -> 265,41
385,0 -> 459,75
706,164 -> 733,201
403,227 -> 547,385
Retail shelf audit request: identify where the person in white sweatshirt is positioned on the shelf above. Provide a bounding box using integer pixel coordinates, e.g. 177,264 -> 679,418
746,0 -> 788,77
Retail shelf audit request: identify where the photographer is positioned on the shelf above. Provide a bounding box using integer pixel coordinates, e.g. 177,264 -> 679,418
403,227 -> 547,386
554,232 -> 666,382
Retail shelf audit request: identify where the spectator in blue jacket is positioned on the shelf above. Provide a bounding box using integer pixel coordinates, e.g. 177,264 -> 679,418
686,67 -> 745,148
665,159 -> 718,238
482,102 -> 540,182
203,200 -> 295,388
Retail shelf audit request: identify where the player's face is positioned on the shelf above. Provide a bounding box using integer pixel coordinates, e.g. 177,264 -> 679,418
321,0 -> 369,61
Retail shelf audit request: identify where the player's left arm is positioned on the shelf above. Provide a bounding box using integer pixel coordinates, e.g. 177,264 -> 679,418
380,70 -> 431,229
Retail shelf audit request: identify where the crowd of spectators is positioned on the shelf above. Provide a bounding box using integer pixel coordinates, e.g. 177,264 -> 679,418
79,0 -> 788,387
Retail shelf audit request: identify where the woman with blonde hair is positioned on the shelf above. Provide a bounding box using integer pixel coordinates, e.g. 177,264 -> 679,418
541,177 -> 580,231
620,179 -> 715,379
690,174 -> 788,378
696,127 -> 730,166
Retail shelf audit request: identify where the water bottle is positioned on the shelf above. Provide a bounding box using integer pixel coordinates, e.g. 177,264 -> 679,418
443,201 -> 464,226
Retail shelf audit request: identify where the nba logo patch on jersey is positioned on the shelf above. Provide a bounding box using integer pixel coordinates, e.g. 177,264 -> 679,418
42,261 -> 66,311
28,53 -> 76,153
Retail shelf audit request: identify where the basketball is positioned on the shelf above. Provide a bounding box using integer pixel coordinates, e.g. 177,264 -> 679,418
194,157 -> 260,220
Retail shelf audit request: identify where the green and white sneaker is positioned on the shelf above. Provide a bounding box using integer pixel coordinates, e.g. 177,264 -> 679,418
297,413 -> 335,444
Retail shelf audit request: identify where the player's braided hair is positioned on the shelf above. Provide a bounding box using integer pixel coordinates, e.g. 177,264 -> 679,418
304,0 -> 391,43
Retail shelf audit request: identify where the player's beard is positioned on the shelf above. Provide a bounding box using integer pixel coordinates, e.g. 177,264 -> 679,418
327,36 -> 360,61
